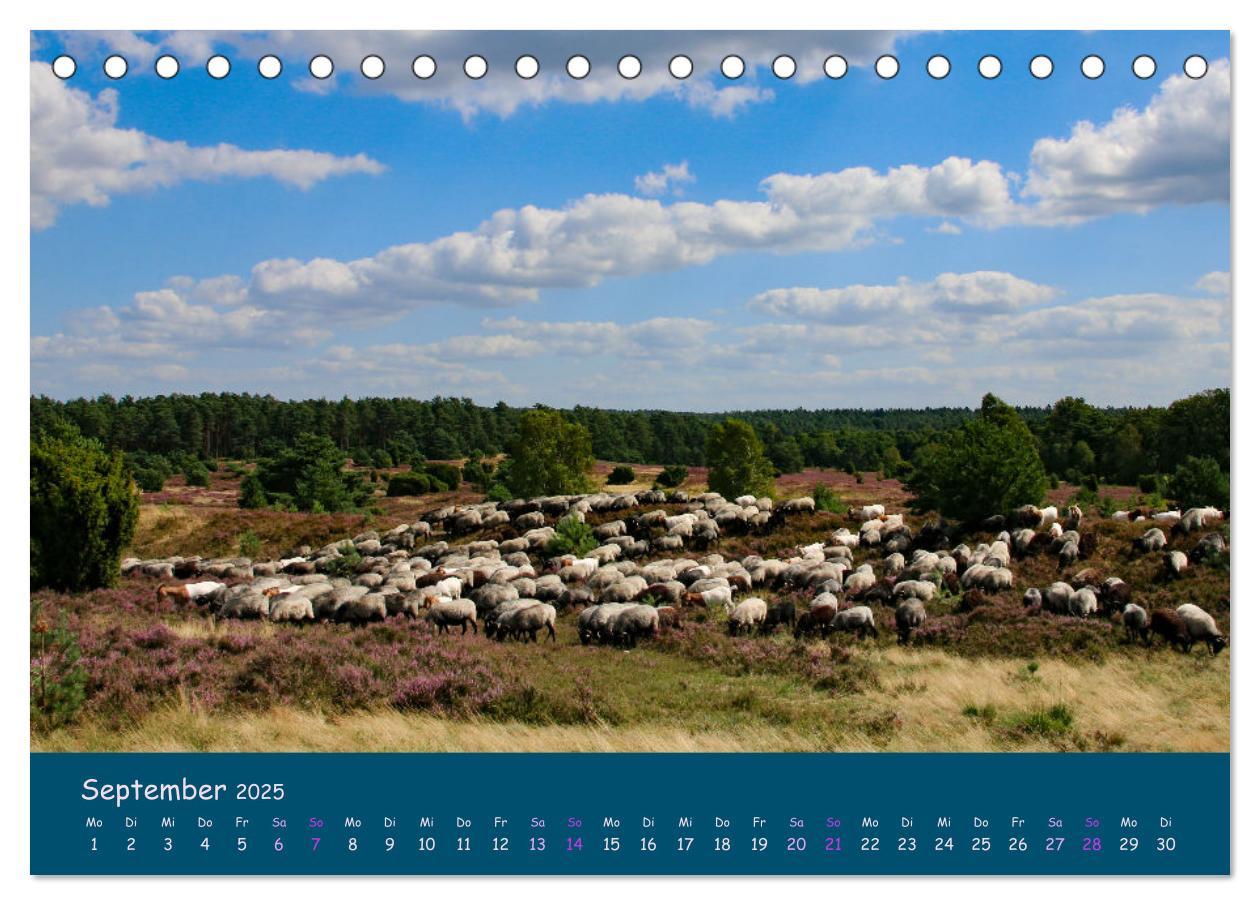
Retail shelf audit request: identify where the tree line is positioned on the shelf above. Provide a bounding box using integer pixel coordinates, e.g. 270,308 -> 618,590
31,387 -> 1228,486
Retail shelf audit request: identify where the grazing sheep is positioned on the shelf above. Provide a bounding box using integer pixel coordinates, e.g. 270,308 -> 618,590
684,585 -> 733,610
981,568 -> 1013,594
1164,550 -> 1189,579
220,592 -> 270,620
1058,541 -> 1080,569
762,600 -> 798,633
655,605 -> 681,630
727,598 -> 769,636
502,602 -> 558,643
894,579 -> 938,601
610,604 -> 660,647
1122,604 -> 1150,645
1042,582 -> 1074,615
156,581 -> 226,606
1191,533 -> 1227,563
1068,587 -> 1098,618
1132,527 -> 1168,555
269,597 -> 314,623
1176,603 -> 1227,655
1100,577 -> 1132,613
427,598 -> 479,635
337,595 -> 387,625
894,599 -> 927,645
829,605 -> 878,640
795,598 -> 839,638
1150,608 -> 1191,652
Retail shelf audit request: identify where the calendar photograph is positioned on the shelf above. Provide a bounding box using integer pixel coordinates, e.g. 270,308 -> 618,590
30,28 -> 1230,774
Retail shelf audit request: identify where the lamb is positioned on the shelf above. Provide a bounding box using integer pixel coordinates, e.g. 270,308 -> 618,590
895,599 -> 927,645
427,598 -> 479,635
1164,550 -> 1189,579
1122,603 -> 1150,645
1132,527 -> 1168,554
727,598 -> 768,636
1150,608 -> 1191,652
829,605 -> 878,640
1176,604 -> 1227,655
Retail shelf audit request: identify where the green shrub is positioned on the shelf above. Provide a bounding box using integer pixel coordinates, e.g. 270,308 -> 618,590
1168,456 -> 1230,508
1082,473 -> 1100,492
324,542 -> 363,579
705,419 -> 775,499
486,483 -> 512,503
655,464 -> 688,488
1137,472 -> 1164,494
424,462 -> 463,490
237,530 -> 263,559
812,483 -> 844,514
545,515 -> 597,557
31,425 -> 139,591
607,465 -> 636,485
387,471 -> 432,497
184,460 -> 212,487
134,468 -> 166,492
30,606 -> 87,731
372,449 -> 394,469
237,472 -> 269,509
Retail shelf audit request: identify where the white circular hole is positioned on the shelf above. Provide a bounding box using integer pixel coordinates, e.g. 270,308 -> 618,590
155,54 -> 179,79
103,55 -> 128,80
258,55 -> 282,79
772,55 -> 796,79
51,55 -> 77,79
669,54 -> 693,79
206,55 -> 231,80
566,55 -> 590,79
515,55 -> 539,79
875,55 -> 899,79
823,54 -> 848,79
1132,54 -> 1157,79
412,55 -> 436,79
1030,55 -> 1054,79
309,55 -> 334,80
926,55 -> 951,79
618,55 -> 641,79
360,55 -> 385,80
1081,55 -> 1105,79
1183,54 -> 1208,79
978,55 -> 1002,79
721,55 -> 745,79
463,55 -> 487,79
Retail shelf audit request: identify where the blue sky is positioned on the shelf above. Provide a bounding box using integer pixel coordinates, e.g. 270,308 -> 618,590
30,30 -> 1230,409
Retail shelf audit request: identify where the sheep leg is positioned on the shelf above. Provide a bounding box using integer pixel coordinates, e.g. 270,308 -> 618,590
547,623 -> 556,642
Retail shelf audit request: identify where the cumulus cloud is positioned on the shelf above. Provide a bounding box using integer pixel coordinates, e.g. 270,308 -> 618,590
635,161 -> 695,197
1195,271 -> 1231,295
1024,60 -> 1230,222
481,316 -> 717,358
749,271 -> 1058,323
56,30 -> 900,119
30,63 -> 384,228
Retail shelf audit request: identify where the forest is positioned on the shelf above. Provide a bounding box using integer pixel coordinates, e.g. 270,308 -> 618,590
30,388 -> 1229,488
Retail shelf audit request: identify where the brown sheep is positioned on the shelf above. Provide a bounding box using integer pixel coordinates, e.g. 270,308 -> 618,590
1150,608 -> 1191,652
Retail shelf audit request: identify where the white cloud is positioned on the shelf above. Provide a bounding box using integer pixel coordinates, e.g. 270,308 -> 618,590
1195,271 -> 1231,295
635,161 -> 695,197
1024,60 -> 1230,222
927,221 -> 962,235
30,63 -> 384,228
481,316 -> 716,358
749,272 -> 1058,322
57,30 -> 900,119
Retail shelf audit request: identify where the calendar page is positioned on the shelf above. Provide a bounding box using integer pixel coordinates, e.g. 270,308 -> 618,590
28,28 -> 1230,876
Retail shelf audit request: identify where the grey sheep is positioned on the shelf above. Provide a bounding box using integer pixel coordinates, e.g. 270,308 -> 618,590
1122,603 -> 1150,644
1176,603 -> 1227,655
895,599 -> 927,645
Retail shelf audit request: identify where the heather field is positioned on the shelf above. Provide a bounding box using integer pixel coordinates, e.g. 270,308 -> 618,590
31,466 -> 1230,754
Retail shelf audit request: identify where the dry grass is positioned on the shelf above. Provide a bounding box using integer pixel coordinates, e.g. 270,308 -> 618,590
34,646 -> 1227,753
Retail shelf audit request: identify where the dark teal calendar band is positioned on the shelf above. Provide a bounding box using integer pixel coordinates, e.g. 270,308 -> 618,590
30,752 -> 1229,875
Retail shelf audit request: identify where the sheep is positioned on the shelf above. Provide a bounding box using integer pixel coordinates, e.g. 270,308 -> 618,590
762,600 -> 798,633
883,552 -> 906,575
727,598 -> 768,636
1176,604 -> 1227,655
1122,604 -> 1150,645
795,597 -> 839,638
844,566 -> 878,596
582,602 -> 636,645
427,598 -> 478,635
1058,541 -> 1080,569
1132,527 -> 1168,555
268,597 -> 314,623
1068,587 -> 1098,618
981,568 -> 1013,594
895,599 -> 927,645
1191,533 -> 1227,563
829,605 -> 878,640
894,580 -> 937,601
219,592 -> 270,620
611,604 -> 660,647
684,585 -> 733,609
1164,550 -> 1189,579
502,602 -> 557,643
1042,582 -> 1074,615
337,595 -> 387,625
1022,588 -> 1042,608
850,504 -> 885,521
655,605 -> 681,630
156,580 -> 227,608
1150,608 -> 1191,652
1100,577 -> 1131,613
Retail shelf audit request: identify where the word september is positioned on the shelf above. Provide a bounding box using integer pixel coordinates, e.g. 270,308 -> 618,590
82,779 -> 285,807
